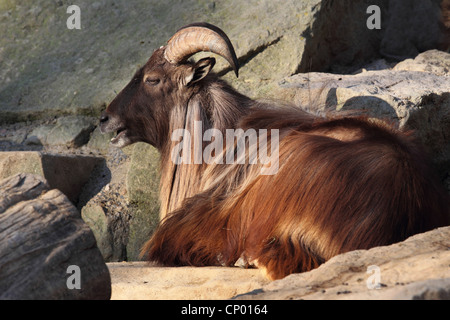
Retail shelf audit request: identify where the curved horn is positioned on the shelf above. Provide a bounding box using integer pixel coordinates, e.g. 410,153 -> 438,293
164,22 -> 239,77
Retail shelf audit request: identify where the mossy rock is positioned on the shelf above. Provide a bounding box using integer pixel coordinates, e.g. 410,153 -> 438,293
126,142 -> 161,261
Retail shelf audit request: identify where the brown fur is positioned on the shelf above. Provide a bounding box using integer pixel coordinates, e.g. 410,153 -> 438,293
101,47 -> 449,280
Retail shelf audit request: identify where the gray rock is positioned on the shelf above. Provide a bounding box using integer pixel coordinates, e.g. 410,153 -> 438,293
87,126 -> 115,152
25,116 -> 96,148
380,0 -> 444,60
81,204 -> 113,261
0,152 -> 103,204
281,69 -> 449,124
0,173 -> 111,300
24,124 -> 53,146
78,146 -> 132,262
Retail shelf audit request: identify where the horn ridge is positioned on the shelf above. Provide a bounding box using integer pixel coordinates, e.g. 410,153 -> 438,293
164,22 -> 239,77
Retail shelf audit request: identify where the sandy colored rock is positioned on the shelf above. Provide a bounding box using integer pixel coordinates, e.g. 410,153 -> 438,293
107,227 -> 450,300
280,69 -> 450,126
235,227 -> 450,300
108,262 -> 270,300
394,49 -> 450,76
78,147 -> 131,262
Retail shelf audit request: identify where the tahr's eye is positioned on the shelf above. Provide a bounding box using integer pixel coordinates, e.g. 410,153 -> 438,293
145,77 -> 160,86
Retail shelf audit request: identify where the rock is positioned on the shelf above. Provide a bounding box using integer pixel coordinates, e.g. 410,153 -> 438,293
81,204 -> 113,261
87,126 -> 115,152
108,262 -> 270,300
234,226 -> 450,300
24,116 -> 96,148
0,130 -> 27,145
126,143 -> 160,261
78,148 -> 130,262
1,1 -> 447,122
0,152 -> 103,204
406,92 -> 450,186
77,142 -> 168,263
126,143 -> 160,207
394,49 -> 450,75
24,124 -> 53,146
280,65 -> 449,125
80,142 -> 161,262
0,173 -> 111,300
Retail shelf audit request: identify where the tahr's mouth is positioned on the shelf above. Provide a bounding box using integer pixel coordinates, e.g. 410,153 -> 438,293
110,127 -> 128,146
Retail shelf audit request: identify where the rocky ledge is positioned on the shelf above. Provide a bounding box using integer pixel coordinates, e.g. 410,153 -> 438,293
107,226 -> 450,300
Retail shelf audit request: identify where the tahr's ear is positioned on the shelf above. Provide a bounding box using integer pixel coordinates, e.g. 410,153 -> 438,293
184,57 -> 216,86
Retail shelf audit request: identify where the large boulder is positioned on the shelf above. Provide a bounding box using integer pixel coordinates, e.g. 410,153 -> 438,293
1,0 -> 447,122
393,49 -> 450,75
0,173 -> 111,300
278,50 -> 450,122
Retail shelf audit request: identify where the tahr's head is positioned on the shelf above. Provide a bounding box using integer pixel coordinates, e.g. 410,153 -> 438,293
99,22 -> 239,149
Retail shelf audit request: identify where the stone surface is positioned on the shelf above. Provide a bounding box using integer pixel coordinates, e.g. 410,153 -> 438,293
108,262 -> 270,300
1,1 -> 447,122
379,0 -> 444,60
280,54 -> 450,125
25,116 -> 96,148
77,147 -> 131,262
126,143 -> 161,261
87,126 -> 115,152
107,227 -> 450,300
394,49 -> 450,75
79,143 -> 161,262
0,173 -> 111,300
235,227 -> 450,300
80,204 -> 112,261
0,151 -> 103,204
